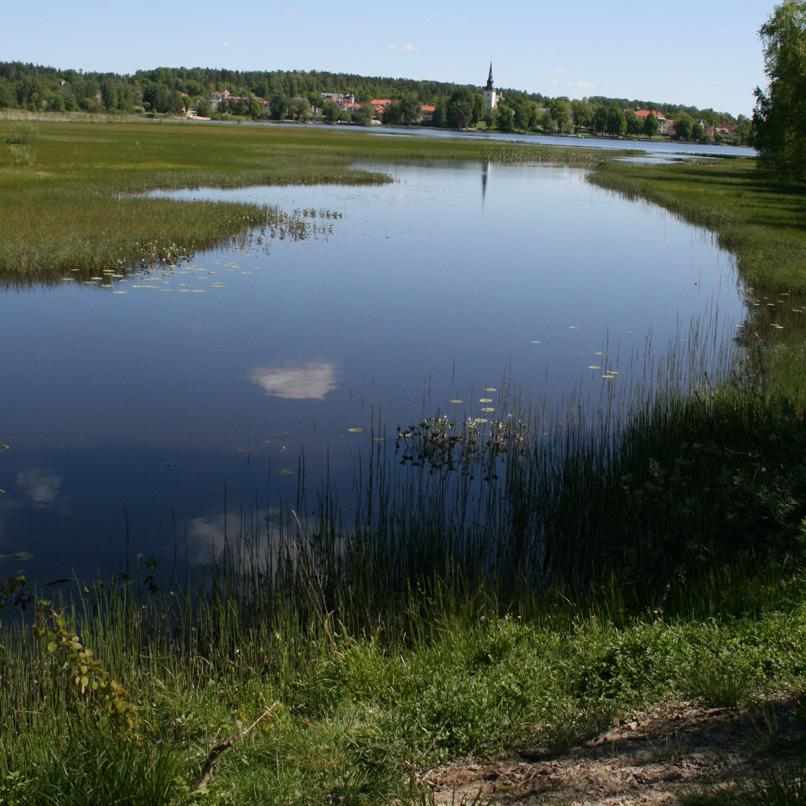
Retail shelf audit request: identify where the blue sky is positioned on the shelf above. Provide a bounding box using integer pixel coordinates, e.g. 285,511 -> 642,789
1,1 -> 776,116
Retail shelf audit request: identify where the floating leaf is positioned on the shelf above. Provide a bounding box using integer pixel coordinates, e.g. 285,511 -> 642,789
483,387 -> 497,393
481,407 -> 495,413
568,325 -> 579,330
588,365 -> 601,370
347,427 -> 363,433
530,340 -> 542,345
0,551 -> 34,562
479,398 -> 493,404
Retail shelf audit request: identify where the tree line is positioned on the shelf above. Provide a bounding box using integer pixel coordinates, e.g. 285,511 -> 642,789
753,0 -> 805,181
0,62 -> 751,144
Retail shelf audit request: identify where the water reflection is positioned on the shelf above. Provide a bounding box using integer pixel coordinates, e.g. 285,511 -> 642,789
16,468 -> 65,511
482,161 -> 490,205
249,360 -> 339,400
0,162 -> 755,585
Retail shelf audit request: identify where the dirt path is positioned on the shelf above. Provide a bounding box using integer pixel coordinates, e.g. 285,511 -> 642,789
421,696 -> 804,805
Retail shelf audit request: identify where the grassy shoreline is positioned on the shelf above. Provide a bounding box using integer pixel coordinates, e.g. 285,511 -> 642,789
0,118 -> 618,283
0,119 -> 804,804
589,158 -> 806,293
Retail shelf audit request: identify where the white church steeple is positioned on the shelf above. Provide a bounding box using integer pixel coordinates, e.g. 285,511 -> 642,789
483,62 -> 499,112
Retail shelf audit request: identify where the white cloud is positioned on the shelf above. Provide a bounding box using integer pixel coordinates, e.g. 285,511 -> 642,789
249,360 -> 338,401
386,43 -> 420,53
219,40 -> 231,49
551,66 -> 567,74
576,80 -> 595,89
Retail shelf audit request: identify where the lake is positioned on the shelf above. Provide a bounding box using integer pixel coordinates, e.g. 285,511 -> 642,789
235,120 -> 758,158
0,161 -> 745,584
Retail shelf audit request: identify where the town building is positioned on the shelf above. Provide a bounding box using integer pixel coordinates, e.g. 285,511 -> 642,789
320,93 -> 356,110
631,108 -> 675,136
370,99 -> 393,119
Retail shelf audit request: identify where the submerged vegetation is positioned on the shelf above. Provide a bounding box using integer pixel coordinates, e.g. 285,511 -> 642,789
0,117 -> 804,802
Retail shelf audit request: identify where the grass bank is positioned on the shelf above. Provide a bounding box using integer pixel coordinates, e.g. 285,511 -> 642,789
0,117 -> 615,283
0,565 -> 803,804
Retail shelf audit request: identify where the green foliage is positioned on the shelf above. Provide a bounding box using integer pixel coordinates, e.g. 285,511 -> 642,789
644,111 -> 660,137
495,102 -> 515,132
754,0 -> 806,180
675,115 -> 694,140
32,603 -> 138,734
446,87 -> 480,129
0,585 -> 802,803
0,728 -> 185,806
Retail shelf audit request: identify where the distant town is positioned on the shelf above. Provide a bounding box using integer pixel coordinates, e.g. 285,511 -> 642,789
0,62 -> 751,144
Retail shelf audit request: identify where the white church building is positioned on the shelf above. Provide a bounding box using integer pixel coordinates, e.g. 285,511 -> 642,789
483,63 -> 501,112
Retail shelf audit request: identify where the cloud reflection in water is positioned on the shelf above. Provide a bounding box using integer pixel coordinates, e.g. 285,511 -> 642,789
16,467 -> 64,510
249,360 -> 338,401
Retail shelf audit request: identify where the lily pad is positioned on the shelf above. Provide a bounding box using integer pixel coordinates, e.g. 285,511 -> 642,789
0,552 -> 34,562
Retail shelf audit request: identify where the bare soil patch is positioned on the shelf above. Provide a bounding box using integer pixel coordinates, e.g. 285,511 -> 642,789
422,696 -> 804,805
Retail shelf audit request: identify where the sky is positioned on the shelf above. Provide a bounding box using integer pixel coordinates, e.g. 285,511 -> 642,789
0,0 -> 777,116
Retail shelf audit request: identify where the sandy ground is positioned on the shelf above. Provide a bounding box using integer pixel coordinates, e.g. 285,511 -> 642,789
421,696 -> 804,805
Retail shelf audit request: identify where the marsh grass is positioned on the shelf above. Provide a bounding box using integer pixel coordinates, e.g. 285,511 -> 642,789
0,118 -> 614,281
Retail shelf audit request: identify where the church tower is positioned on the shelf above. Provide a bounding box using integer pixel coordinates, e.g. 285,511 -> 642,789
483,62 -> 499,112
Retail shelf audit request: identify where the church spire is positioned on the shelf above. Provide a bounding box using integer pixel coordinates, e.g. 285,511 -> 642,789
486,62 -> 494,91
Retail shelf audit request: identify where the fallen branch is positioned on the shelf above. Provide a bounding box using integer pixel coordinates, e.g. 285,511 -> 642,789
195,701 -> 281,791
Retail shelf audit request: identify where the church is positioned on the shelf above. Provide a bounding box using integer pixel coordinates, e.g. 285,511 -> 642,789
483,63 -> 500,112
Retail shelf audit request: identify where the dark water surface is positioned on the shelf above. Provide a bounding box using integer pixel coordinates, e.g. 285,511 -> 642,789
0,162 -> 745,583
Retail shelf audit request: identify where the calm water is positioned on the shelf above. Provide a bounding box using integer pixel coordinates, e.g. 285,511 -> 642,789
0,162 -> 745,583
259,120 -> 757,158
